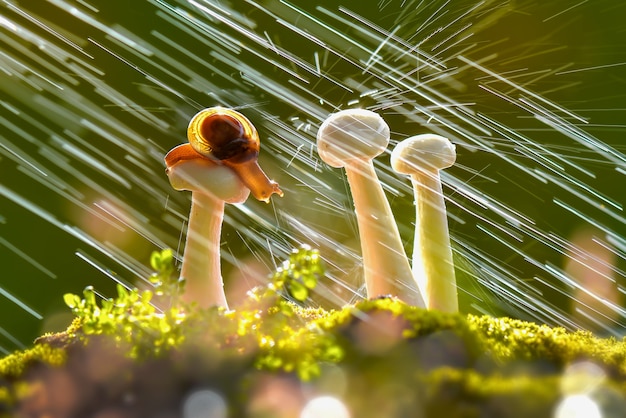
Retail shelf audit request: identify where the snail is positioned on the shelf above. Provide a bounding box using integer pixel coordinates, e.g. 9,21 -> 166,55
163,107 -> 283,308
185,107 -> 283,203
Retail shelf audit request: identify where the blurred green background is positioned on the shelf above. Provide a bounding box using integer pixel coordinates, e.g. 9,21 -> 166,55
0,0 -> 624,353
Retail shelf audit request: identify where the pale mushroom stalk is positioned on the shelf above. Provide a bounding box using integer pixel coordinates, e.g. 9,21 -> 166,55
410,170 -> 457,312
345,159 -> 420,302
317,109 -> 425,307
391,134 -> 457,313
180,192 -> 228,308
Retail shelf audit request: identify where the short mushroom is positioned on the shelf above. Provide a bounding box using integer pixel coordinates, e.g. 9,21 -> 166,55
165,107 -> 283,309
317,109 -> 425,307
390,134 -> 458,313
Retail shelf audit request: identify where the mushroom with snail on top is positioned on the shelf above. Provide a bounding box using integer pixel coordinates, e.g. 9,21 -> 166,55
165,107 -> 283,309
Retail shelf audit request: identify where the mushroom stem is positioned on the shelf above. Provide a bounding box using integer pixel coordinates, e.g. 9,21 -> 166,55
344,160 -> 422,305
390,133 -> 458,313
410,170 -> 457,313
180,192 -> 229,309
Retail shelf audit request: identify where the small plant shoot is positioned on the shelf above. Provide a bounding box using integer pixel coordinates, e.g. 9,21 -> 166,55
271,245 -> 325,303
149,248 -> 184,298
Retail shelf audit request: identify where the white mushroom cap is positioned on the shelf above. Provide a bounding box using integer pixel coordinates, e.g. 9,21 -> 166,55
391,134 -> 456,174
317,109 -> 390,168
166,145 -> 250,204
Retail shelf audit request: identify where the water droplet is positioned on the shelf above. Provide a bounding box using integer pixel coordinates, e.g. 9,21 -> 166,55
182,389 -> 227,418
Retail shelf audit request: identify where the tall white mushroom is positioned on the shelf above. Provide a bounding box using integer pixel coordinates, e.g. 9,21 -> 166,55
165,107 -> 283,309
390,134 -> 458,313
317,109 -> 425,307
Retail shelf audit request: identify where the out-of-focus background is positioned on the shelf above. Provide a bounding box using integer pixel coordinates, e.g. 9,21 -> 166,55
1,0 -> 624,353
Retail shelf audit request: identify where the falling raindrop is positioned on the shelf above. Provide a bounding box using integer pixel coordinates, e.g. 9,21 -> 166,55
0,0 -> 624,352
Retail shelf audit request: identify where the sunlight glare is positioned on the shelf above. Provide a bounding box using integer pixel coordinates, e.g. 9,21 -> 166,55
300,395 -> 350,418
554,394 -> 602,418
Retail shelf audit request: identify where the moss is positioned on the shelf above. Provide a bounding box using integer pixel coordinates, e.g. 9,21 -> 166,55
0,343 -> 67,379
2,298 -> 626,417
469,314 -> 626,374
2,249 -> 626,416
419,368 -> 560,417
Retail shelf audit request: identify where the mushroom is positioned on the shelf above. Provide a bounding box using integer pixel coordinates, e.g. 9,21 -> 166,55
165,107 -> 283,308
390,134 -> 458,313
316,109 -> 425,307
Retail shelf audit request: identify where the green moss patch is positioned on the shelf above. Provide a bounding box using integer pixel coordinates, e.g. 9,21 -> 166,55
2,248 -> 625,417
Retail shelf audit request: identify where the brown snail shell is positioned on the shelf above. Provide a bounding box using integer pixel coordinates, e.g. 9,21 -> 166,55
186,107 -> 283,203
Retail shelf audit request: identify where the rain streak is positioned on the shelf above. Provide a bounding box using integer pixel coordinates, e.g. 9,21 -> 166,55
0,0 -> 624,351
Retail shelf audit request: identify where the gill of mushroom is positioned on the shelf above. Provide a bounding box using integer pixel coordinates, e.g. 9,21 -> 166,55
165,107 -> 283,309
390,134 -> 458,313
316,109 -> 426,307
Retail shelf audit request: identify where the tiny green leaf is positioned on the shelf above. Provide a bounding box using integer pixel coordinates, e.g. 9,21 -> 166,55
84,286 -> 96,307
117,284 -> 129,301
288,281 -> 308,302
302,273 -> 317,289
160,249 -> 174,272
63,293 -> 80,309
150,250 -> 162,271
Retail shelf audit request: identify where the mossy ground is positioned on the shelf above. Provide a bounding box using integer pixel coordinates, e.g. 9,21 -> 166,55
2,295 -> 626,418
2,249 -> 625,417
